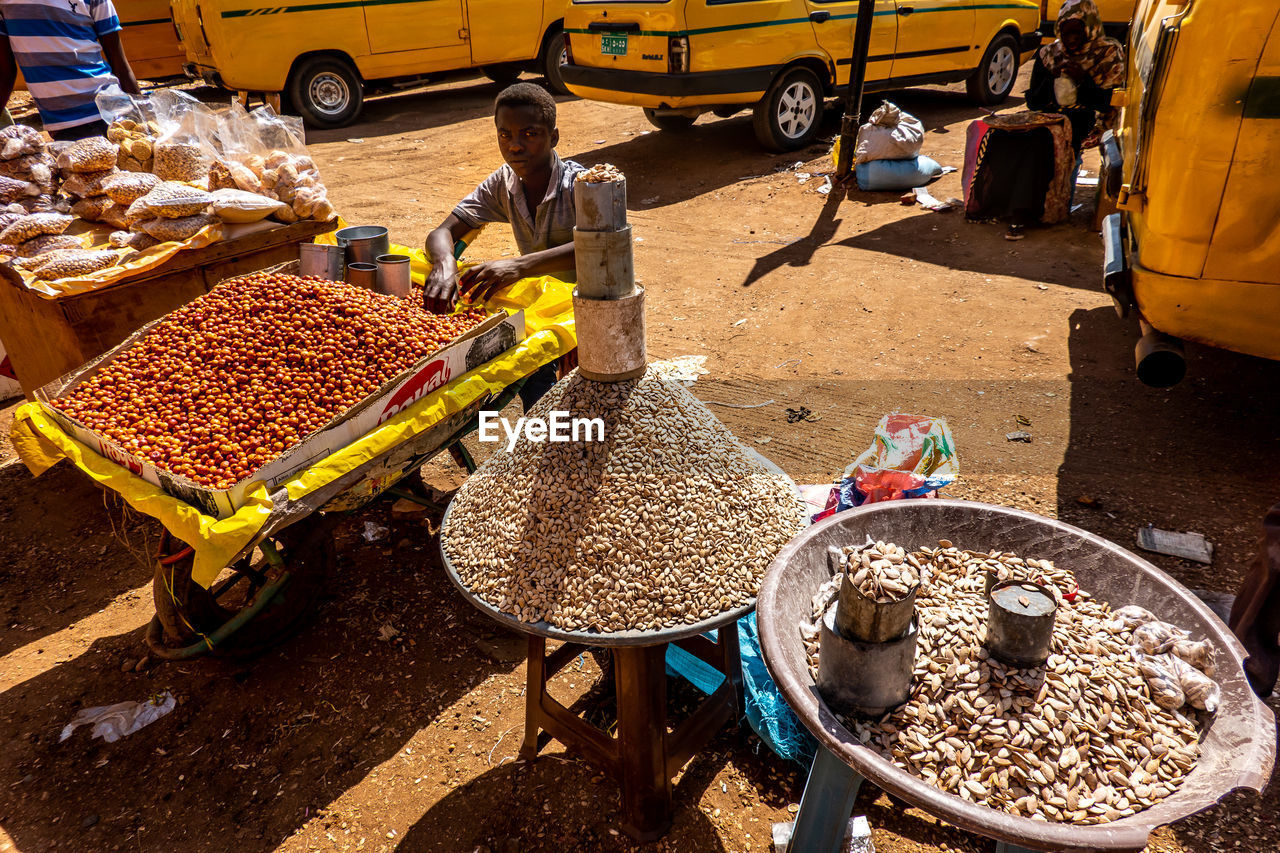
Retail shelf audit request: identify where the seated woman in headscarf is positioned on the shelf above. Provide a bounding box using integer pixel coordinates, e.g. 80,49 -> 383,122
1028,0 -> 1127,155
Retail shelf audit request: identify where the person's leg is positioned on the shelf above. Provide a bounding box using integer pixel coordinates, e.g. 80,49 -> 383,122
1229,503 -> 1280,697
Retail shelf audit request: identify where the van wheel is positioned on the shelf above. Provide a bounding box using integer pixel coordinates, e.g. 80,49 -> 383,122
643,109 -> 696,132
543,31 -> 570,95
288,56 -> 363,128
483,64 -> 523,87
967,32 -> 1019,105
752,67 -> 823,152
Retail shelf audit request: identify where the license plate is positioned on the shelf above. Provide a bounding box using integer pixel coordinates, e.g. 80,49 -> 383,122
601,34 -> 628,56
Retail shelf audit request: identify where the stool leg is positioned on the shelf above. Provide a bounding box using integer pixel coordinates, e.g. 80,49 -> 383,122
614,644 -> 673,842
519,636 -> 546,761
788,746 -> 863,853
719,620 -> 745,716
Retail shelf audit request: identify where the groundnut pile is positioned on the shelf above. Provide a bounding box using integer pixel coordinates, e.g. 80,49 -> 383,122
803,543 -> 1206,825
55,272 -> 487,489
442,369 -> 807,633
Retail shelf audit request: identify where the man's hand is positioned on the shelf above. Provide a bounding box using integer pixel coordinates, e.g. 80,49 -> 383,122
459,258 -> 526,305
423,259 -> 459,314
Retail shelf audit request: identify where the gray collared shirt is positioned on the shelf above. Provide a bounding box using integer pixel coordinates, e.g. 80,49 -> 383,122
452,153 -> 585,258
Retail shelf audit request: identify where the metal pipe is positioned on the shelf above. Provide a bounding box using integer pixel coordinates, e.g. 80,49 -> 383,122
835,0 -> 878,181
1135,316 -> 1186,387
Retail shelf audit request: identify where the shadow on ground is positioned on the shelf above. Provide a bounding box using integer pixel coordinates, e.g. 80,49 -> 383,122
0,509 -> 525,853
1055,306 -> 1280,591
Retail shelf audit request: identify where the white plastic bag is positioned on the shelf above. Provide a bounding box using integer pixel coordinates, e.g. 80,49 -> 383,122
59,691 -> 176,743
854,102 -> 925,165
210,188 -> 288,223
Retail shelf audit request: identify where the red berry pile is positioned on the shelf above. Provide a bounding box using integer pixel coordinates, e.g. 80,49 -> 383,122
56,272 -> 488,489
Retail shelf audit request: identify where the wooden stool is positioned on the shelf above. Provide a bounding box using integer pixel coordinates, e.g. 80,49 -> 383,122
520,623 -> 744,841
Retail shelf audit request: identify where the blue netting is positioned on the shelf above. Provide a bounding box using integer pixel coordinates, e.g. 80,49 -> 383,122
665,614 -> 816,767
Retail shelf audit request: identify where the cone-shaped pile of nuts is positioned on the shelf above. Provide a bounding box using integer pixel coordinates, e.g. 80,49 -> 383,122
802,542 -> 1205,825
441,368 -> 807,633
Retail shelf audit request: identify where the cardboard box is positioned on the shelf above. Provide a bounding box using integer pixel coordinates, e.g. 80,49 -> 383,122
36,292 -> 525,519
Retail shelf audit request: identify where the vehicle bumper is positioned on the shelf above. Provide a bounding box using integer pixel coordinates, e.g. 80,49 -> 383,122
1128,257 -> 1280,361
562,62 -> 771,108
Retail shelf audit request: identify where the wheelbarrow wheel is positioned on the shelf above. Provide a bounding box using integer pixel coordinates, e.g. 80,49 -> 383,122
147,517 -> 334,659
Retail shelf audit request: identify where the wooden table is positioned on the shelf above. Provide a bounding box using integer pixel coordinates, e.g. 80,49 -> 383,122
0,218 -> 337,398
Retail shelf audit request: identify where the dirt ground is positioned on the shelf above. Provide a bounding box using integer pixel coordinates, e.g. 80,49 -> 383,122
2,67 -> 1279,853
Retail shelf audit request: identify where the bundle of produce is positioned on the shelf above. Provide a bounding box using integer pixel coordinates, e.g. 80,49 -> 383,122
210,148 -> 333,223
56,136 -> 122,226
124,181 -> 216,242
441,369 -> 808,633
107,118 -> 159,172
0,212 -> 85,269
53,272 -> 489,490
21,248 -> 119,281
0,125 -> 57,209
802,542 -> 1212,826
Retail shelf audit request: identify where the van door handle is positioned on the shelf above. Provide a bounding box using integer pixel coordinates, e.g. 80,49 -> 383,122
587,21 -> 639,32
809,11 -> 831,23
898,6 -> 915,14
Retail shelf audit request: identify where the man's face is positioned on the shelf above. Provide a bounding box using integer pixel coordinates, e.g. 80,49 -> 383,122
495,105 -> 558,181
1059,19 -> 1087,54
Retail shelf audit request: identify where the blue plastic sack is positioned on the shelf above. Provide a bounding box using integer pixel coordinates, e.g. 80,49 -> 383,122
665,615 -> 817,767
855,155 -> 943,191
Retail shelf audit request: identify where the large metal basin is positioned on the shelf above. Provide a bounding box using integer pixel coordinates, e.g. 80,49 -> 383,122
758,499 -> 1275,853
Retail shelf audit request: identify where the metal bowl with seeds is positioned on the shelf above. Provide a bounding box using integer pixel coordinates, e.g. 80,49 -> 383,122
758,500 -> 1275,853
440,368 -> 808,645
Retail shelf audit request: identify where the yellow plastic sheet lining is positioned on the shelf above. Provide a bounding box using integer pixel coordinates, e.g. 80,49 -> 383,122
9,270 -> 576,587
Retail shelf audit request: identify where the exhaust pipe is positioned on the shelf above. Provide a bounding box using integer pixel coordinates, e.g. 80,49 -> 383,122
1135,317 -> 1186,387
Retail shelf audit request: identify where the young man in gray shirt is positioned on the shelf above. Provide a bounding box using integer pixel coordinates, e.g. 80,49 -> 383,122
424,82 -> 582,407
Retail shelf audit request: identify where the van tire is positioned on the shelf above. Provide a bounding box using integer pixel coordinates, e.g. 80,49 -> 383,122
288,56 -> 363,128
483,64 -> 523,87
752,67 -> 823,152
967,32 -> 1020,105
643,109 -> 696,132
543,31 -> 570,95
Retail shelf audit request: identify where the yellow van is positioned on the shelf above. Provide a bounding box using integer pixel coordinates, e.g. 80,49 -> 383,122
561,0 -> 1042,150
170,0 -> 571,127
120,0 -> 187,79
1101,0 -> 1280,384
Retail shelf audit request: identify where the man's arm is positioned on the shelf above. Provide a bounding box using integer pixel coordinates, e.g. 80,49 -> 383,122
459,243 -> 574,304
423,214 -> 473,313
99,32 -> 140,95
0,37 -> 18,113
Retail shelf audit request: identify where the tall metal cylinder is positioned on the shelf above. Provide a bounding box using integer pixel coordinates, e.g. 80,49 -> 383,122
573,170 -> 645,381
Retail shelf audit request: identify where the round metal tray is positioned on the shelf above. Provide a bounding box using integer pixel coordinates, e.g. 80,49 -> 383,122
439,444 -> 798,647
757,499 -> 1275,853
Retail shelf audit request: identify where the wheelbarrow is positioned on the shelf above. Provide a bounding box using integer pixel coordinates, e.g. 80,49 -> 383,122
757,499 -> 1275,853
144,373 -> 533,659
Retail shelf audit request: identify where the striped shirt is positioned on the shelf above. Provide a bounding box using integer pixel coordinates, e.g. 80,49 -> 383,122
0,0 -> 121,131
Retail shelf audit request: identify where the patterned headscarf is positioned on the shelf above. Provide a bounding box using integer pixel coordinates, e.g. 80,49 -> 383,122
1039,0 -> 1126,89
